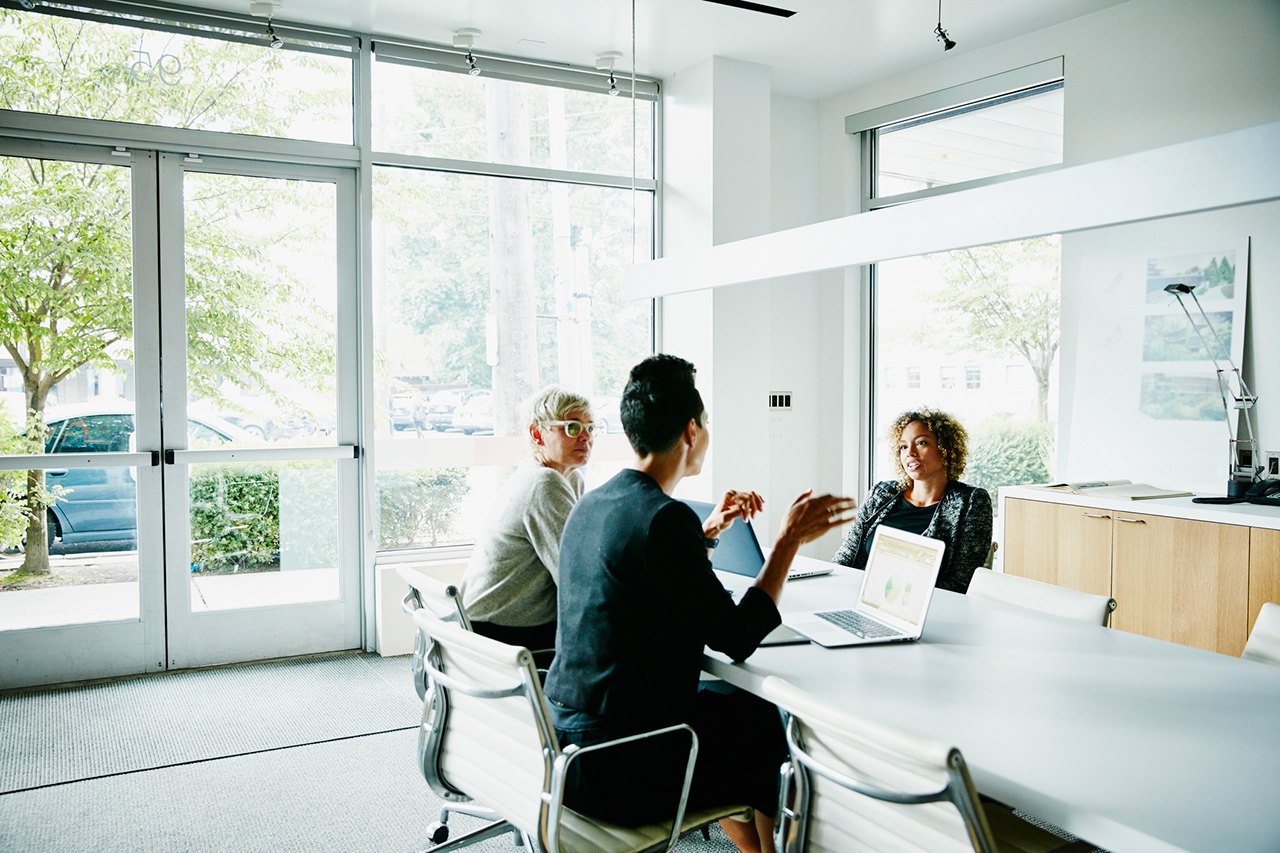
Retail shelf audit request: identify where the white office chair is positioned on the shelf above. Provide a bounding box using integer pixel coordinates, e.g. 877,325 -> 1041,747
967,568 -> 1117,627
1242,602 -> 1280,666
762,676 -> 1096,853
408,605 -> 751,853
399,566 -> 503,845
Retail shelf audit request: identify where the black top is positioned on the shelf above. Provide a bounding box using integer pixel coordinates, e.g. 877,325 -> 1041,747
833,479 -> 993,594
544,469 -> 781,732
857,494 -> 939,564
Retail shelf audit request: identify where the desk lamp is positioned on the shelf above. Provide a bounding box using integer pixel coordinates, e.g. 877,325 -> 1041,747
1163,282 -> 1260,498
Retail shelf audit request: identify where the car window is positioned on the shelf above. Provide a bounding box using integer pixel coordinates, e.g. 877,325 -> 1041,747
188,420 -> 232,446
49,414 -> 135,453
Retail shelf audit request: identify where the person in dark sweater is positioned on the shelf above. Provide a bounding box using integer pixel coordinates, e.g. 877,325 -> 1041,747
832,408 -> 993,594
544,354 -> 855,853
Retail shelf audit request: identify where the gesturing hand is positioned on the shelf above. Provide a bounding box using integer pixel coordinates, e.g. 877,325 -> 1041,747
776,491 -> 858,549
703,489 -> 765,539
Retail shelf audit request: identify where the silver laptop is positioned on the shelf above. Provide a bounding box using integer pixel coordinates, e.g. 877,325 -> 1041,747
681,500 -> 833,581
782,525 -> 946,647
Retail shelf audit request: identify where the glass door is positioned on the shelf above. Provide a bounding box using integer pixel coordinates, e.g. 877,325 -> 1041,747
157,153 -> 360,669
0,141 -> 166,688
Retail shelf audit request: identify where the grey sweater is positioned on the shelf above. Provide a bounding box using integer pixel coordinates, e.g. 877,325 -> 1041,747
460,458 -> 585,627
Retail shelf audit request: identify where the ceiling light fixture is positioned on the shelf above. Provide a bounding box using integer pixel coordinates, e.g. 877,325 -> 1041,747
265,20 -> 284,49
17,0 -> 37,10
596,51 -> 624,97
454,29 -> 483,76
934,0 -> 957,51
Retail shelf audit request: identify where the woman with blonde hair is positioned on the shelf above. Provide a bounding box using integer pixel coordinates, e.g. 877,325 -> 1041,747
833,408 -> 992,593
460,385 -> 597,657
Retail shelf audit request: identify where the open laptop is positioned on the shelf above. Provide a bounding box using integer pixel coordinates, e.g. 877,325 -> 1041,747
681,500 -> 832,581
782,525 -> 946,647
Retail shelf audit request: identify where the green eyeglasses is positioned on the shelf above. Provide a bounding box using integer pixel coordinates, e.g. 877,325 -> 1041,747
544,420 -> 599,438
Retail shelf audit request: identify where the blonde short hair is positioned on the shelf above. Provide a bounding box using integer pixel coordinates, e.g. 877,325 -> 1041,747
524,385 -> 593,451
887,408 -> 969,489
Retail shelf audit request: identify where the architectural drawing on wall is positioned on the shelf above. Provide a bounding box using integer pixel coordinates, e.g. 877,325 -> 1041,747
1139,249 -> 1244,422
1069,239 -> 1250,495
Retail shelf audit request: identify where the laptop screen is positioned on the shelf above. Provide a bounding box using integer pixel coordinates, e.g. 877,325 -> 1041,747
680,500 -> 765,577
858,526 -> 946,627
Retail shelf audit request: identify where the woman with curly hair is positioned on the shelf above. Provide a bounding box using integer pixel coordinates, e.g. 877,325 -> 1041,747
832,408 -> 993,593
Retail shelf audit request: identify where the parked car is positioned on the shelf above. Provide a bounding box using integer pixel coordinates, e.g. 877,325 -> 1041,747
34,402 -> 251,548
452,391 -> 493,434
389,394 -> 422,431
424,388 -> 470,431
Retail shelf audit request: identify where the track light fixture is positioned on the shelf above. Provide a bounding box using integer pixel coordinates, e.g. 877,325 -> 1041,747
454,29 -> 483,76
934,0 -> 957,50
265,20 -> 284,49
596,51 -> 624,97
17,0 -> 37,9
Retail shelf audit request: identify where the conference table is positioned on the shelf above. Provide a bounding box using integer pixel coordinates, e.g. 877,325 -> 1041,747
705,555 -> 1280,853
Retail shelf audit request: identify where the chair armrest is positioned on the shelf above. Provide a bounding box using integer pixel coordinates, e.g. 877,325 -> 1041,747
545,723 -> 699,853
401,587 -> 421,616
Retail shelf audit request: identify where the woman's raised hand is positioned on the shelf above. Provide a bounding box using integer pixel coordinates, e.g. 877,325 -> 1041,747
776,490 -> 858,548
703,489 -> 765,538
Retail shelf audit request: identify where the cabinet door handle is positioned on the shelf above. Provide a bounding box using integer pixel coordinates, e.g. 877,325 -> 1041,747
1116,517 -> 1146,524
1081,512 -> 1109,519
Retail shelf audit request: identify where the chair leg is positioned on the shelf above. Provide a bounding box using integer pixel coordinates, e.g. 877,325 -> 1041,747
421,820 -> 520,853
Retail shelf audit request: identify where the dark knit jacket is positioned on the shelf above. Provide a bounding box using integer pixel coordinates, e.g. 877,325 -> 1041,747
832,479 -> 993,594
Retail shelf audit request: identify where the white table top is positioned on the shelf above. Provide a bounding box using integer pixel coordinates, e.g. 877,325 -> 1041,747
706,556 -> 1280,853
998,485 -> 1280,531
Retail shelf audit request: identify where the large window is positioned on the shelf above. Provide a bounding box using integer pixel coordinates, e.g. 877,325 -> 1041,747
0,8 -> 353,143
369,66 -> 656,551
862,73 -> 1063,505
874,82 -> 1063,197
872,237 -> 1060,503
0,1 -> 657,670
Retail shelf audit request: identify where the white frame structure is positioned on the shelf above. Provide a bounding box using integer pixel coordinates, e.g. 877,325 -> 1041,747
0,1 -> 660,686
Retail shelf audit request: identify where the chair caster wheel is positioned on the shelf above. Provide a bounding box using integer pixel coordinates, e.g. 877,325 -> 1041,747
427,822 -> 449,844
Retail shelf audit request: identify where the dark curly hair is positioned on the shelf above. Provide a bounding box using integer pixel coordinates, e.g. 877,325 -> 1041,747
887,408 -> 969,489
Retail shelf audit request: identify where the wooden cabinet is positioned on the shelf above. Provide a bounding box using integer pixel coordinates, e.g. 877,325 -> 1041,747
1110,511 -> 1248,656
1002,498 -> 1112,596
1251,528 -> 1280,636
1003,493 -> 1280,657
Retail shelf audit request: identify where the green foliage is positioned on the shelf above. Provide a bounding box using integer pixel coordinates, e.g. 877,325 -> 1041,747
0,10 -> 342,571
377,468 -> 470,549
925,236 -> 1060,421
189,464 -> 280,572
965,416 -> 1056,506
0,409 -> 34,549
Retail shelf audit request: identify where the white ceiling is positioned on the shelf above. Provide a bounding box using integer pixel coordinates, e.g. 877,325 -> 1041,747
200,0 -> 1132,100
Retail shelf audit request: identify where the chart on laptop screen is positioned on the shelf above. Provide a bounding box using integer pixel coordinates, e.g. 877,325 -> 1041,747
860,534 -> 939,626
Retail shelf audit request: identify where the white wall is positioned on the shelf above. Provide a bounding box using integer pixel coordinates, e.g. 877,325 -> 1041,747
806,0 -> 1280,491
660,0 -> 1280,554
661,65 -> 849,555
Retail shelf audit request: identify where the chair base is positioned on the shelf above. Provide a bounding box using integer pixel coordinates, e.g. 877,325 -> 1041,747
421,819 -> 522,853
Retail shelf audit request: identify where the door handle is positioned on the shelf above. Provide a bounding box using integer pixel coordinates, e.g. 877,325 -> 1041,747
1116,517 -> 1146,524
1081,512 -> 1109,518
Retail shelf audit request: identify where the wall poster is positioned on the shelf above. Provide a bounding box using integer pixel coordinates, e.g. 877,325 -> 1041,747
1068,238 -> 1250,495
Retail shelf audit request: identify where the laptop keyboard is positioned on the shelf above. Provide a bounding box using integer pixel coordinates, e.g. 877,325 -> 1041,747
815,609 -> 899,639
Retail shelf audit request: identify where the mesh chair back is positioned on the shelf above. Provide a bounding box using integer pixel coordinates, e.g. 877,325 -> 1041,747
763,676 -> 994,853
412,607 -> 557,842
967,568 -> 1116,626
1243,601 -> 1280,666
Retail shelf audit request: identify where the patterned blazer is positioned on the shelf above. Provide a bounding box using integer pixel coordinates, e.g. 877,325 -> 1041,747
832,479 -> 994,594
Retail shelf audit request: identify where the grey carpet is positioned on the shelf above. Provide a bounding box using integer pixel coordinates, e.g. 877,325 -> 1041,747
0,652 -> 421,793
0,725 -> 743,853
